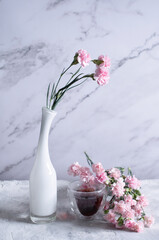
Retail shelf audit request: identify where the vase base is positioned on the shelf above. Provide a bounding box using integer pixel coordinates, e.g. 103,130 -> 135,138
30,212 -> 56,224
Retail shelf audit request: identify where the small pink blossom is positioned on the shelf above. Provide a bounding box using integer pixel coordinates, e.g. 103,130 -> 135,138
68,162 -> 81,176
77,49 -> 91,67
133,221 -> 144,232
92,162 -> 105,175
137,195 -> 149,207
112,178 -> 125,197
123,208 -> 135,219
109,168 -> 121,179
104,210 -> 116,224
144,216 -> 154,227
96,171 -> 108,184
79,167 -> 95,184
94,67 -> 110,86
124,195 -> 136,206
125,175 -> 141,190
98,55 -> 111,69
125,219 -> 136,231
125,220 -> 144,232
114,200 -> 127,215
133,203 -> 142,217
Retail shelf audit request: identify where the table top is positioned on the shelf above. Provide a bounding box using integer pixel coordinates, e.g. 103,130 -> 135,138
0,180 -> 158,240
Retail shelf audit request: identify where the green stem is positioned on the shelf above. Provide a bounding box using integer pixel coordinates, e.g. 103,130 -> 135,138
84,152 -> 94,166
53,63 -> 73,96
66,78 -> 88,91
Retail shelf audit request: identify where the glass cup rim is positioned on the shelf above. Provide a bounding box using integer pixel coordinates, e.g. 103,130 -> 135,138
68,180 -> 106,195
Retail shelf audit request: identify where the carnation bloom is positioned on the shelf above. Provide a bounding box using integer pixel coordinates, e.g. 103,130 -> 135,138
109,168 -> 121,179
125,220 -> 144,232
125,219 -> 136,231
124,195 -> 136,206
96,171 -> 108,184
125,175 -> 141,190
144,216 -> 154,227
112,177 -> 125,197
104,210 -> 116,224
77,49 -> 91,67
137,195 -> 149,207
134,221 -> 144,232
123,208 -> 135,219
92,162 -> 105,175
114,200 -> 128,215
68,162 -> 81,176
94,67 -> 109,86
133,203 -> 142,216
79,167 -> 95,184
98,55 -> 111,69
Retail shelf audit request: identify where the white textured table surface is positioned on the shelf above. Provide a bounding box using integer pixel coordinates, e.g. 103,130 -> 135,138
0,180 -> 158,240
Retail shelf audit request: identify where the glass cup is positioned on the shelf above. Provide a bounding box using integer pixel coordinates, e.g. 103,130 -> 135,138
67,180 -> 106,220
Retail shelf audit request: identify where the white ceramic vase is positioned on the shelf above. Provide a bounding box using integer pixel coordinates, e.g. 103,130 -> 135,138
29,107 -> 57,223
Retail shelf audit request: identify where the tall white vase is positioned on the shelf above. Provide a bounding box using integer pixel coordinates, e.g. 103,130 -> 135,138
29,107 -> 57,223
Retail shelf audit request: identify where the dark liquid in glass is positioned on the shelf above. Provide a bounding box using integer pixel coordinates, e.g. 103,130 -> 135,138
75,189 -> 103,216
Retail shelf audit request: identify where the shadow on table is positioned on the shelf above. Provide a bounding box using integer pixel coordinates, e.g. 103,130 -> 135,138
0,201 -> 32,224
0,186 -> 125,231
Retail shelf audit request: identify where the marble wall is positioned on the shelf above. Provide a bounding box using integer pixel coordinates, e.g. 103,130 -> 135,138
1,0 -> 159,180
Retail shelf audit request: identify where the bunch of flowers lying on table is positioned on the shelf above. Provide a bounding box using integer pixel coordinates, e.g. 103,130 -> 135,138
46,49 -> 110,110
68,153 -> 154,232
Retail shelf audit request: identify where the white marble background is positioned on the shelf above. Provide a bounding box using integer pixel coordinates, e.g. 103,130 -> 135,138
0,0 -> 159,180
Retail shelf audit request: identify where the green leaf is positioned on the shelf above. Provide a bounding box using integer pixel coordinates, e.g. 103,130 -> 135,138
104,209 -> 109,214
71,53 -> 78,65
115,167 -> 125,175
89,73 -> 96,80
46,83 -> 51,108
51,83 -> 55,99
133,189 -> 141,196
117,216 -> 124,226
92,59 -> 104,66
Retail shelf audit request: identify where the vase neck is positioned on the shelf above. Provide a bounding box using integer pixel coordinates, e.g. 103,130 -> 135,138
37,107 -> 57,156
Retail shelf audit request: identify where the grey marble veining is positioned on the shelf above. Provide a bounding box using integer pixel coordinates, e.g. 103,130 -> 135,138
0,180 -> 158,240
0,0 -> 159,180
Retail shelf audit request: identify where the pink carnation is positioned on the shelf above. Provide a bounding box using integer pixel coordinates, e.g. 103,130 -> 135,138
114,200 -> 127,215
109,168 -> 121,179
96,171 -> 108,184
125,175 -> 141,190
124,195 -> 136,206
137,195 -> 149,207
94,67 -> 109,86
98,55 -> 110,69
144,216 -> 154,227
123,208 -> 135,219
79,167 -> 95,184
133,221 -> 144,232
133,203 -> 142,217
112,178 -> 125,197
77,49 -> 91,67
125,219 -> 136,231
125,220 -> 144,232
104,210 -> 116,224
92,162 -> 105,175
68,162 -> 81,176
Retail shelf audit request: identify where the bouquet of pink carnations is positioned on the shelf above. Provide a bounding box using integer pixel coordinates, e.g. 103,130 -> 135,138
46,49 -> 110,110
68,152 -> 154,232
